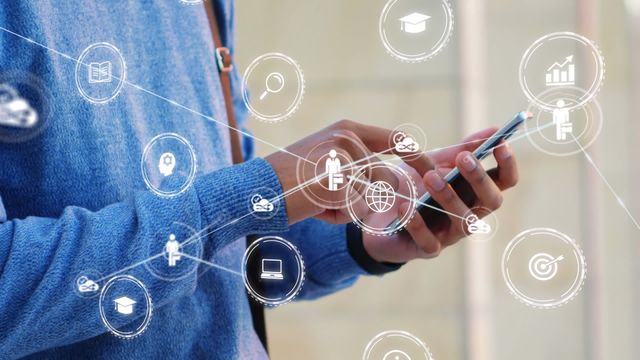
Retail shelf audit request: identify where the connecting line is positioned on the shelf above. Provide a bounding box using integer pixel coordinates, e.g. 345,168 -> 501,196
178,253 -> 244,277
93,121 -> 549,280
571,134 -> 640,230
0,25 -> 316,167
95,253 -> 165,283
346,175 -> 467,221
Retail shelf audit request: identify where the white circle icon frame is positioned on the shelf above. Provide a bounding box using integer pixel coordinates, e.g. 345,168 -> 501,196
242,236 -> 305,307
363,330 -> 434,360
75,42 -> 126,104
241,53 -> 305,123
502,228 -> 587,309
99,275 -> 153,339
141,133 -> 197,198
379,0 -> 454,63
519,32 -> 604,112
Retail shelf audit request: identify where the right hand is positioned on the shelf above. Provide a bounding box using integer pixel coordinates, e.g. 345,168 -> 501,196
266,119 -> 434,224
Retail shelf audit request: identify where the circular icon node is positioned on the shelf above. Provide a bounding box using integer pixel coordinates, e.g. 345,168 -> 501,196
99,275 -> 153,339
241,53 -> 305,123
242,236 -> 304,307
388,123 -> 427,160
525,88 -> 603,157
75,42 -> 126,104
363,330 -> 434,360
296,134 -> 370,210
502,228 -> 586,309
141,133 -> 197,197
461,206 -> 499,241
73,269 -> 104,298
0,71 -> 51,143
519,32 -> 604,112
379,0 -> 454,63
144,222 -> 203,281
248,187 -> 281,220
346,162 -> 417,236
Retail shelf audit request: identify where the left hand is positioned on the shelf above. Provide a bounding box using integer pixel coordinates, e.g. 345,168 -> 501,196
361,128 -> 519,263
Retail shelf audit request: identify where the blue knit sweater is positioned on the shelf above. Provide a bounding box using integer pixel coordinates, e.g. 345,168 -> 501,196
0,1 -> 367,358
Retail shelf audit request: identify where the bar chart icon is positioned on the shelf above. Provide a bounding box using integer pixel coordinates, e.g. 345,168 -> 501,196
545,55 -> 575,87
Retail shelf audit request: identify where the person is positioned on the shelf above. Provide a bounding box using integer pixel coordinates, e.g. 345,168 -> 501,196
165,233 -> 181,267
325,149 -> 343,191
0,1 -> 519,359
552,99 -> 572,141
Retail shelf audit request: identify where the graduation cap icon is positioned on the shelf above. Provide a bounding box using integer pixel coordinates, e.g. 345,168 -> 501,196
399,12 -> 431,34
114,296 -> 136,315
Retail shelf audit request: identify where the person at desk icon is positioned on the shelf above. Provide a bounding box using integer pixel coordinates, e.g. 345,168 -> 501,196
165,233 -> 181,267
552,99 -> 572,141
325,149 -> 343,191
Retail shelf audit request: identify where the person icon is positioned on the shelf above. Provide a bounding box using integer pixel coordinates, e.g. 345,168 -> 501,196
552,99 -> 572,141
325,149 -> 343,191
165,233 -> 181,267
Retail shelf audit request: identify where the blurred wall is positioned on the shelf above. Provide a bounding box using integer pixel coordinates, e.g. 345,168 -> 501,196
234,1 -> 637,359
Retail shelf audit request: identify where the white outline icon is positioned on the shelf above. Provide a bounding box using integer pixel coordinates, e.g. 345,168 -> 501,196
75,42 -> 126,104
502,228 -> 586,309
259,72 -> 285,100
242,53 -> 305,123
141,133 -> 197,198
99,275 -> 152,338
519,32 -> 604,112
365,180 -> 396,213
545,55 -> 575,87
528,252 -> 564,281
363,330 -> 433,360
379,0 -> 454,63
260,258 -> 284,280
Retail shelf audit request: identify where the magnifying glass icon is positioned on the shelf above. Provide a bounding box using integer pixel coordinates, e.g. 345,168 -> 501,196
259,72 -> 285,100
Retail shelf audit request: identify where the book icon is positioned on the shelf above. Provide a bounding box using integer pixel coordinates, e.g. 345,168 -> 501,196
88,61 -> 113,83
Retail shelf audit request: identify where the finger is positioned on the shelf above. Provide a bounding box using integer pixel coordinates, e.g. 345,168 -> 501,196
490,142 -> 518,190
429,127 -> 498,166
345,121 -> 435,177
398,202 -> 441,257
456,151 -> 503,211
423,170 -> 470,242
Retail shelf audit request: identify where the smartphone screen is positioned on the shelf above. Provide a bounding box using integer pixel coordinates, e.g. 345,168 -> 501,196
385,111 -> 532,233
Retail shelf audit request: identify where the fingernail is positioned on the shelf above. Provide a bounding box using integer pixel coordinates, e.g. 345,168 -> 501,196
461,153 -> 477,171
426,171 -> 446,191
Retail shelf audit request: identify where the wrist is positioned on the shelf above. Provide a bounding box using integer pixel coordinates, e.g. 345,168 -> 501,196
346,223 -> 404,275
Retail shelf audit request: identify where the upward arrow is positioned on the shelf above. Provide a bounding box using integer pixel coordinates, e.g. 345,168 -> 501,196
547,55 -> 574,71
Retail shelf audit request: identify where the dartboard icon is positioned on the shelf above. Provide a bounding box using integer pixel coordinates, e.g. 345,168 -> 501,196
528,252 -> 564,281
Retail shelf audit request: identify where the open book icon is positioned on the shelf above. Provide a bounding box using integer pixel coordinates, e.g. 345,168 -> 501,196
88,61 -> 113,83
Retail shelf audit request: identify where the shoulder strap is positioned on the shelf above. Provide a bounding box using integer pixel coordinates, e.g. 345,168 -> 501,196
203,2 -> 269,353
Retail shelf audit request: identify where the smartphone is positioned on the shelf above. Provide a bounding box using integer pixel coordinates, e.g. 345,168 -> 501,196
385,111 -> 533,233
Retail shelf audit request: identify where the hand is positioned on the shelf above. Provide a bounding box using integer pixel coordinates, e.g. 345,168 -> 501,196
266,119 -> 434,224
361,128 -> 519,263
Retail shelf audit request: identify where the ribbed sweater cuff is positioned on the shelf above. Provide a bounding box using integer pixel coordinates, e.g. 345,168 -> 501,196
194,158 -> 289,242
305,223 -> 368,285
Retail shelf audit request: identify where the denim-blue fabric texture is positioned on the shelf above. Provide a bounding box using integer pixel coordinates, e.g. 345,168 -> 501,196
0,1 -> 366,358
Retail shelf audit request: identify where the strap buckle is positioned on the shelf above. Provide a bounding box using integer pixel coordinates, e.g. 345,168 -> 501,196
215,47 -> 233,73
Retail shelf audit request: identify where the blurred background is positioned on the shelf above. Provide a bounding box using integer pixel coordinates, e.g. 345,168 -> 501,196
235,0 -> 640,359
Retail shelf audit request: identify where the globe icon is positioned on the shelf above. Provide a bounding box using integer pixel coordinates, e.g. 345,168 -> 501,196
365,181 -> 396,213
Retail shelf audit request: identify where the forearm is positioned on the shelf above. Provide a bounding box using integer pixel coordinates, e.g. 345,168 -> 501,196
0,158 -> 288,356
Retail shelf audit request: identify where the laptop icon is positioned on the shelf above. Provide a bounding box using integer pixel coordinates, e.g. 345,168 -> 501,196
260,258 -> 284,280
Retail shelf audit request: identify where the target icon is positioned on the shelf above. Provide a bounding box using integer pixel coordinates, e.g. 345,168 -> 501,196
528,252 -> 564,281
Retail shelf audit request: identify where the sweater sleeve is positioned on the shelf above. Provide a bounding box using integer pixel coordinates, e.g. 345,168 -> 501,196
0,158 -> 288,357
282,220 -> 366,301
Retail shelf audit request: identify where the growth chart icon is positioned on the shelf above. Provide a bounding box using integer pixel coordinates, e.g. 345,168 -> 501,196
545,55 -> 575,87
